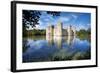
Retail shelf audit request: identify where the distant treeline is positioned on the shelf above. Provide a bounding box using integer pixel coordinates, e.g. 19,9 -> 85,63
76,28 -> 91,40
23,29 -> 46,37
23,28 -> 91,38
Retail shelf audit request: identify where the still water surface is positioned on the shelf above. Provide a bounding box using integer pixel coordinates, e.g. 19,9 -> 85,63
23,36 -> 91,63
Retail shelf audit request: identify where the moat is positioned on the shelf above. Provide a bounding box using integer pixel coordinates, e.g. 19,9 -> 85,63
23,35 -> 91,63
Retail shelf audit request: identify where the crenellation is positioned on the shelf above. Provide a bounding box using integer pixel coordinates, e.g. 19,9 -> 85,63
46,22 -> 76,36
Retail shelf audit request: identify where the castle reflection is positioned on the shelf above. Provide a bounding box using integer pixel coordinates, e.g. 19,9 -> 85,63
46,35 -> 75,49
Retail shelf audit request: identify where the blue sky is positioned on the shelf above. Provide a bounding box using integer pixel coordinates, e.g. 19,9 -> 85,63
29,10 -> 91,31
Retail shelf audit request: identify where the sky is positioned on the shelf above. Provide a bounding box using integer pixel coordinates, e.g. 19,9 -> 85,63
26,10 -> 91,31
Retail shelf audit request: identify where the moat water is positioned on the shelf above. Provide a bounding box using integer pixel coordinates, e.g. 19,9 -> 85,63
23,36 -> 91,63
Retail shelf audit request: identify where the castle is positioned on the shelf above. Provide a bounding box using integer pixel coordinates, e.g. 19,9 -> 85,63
46,22 -> 76,37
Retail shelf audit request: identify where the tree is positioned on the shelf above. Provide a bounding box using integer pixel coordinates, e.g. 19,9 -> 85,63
23,10 -> 61,37
47,11 -> 60,16
23,10 -> 61,30
23,10 -> 41,29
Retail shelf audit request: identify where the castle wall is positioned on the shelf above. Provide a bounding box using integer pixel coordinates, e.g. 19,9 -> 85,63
54,22 -> 62,36
72,27 -> 76,36
62,29 -> 68,36
46,23 -> 76,37
46,25 -> 53,36
67,26 -> 76,36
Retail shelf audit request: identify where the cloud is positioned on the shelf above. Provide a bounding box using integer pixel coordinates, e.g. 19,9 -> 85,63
40,12 -> 54,22
35,25 -> 40,29
44,18 -> 50,22
75,23 -> 90,31
87,24 -> 90,27
71,14 -> 78,19
59,16 -> 70,22
38,20 -> 49,29
26,25 -> 34,30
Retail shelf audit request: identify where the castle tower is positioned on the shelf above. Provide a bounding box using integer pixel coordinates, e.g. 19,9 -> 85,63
72,27 -> 76,36
54,21 -> 63,36
67,25 -> 75,36
46,24 -> 54,36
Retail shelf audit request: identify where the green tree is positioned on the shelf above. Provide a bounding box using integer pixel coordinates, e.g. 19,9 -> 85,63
23,10 -> 60,37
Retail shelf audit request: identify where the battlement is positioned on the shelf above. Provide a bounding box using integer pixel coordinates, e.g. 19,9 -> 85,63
46,22 -> 76,36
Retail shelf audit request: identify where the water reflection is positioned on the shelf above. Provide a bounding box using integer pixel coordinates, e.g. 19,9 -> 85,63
46,35 -> 75,49
23,35 -> 91,63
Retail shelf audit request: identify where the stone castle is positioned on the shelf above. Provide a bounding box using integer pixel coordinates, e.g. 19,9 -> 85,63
46,22 -> 76,36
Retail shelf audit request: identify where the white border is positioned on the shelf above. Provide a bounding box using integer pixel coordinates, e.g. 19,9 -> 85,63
16,4 -> 96,70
